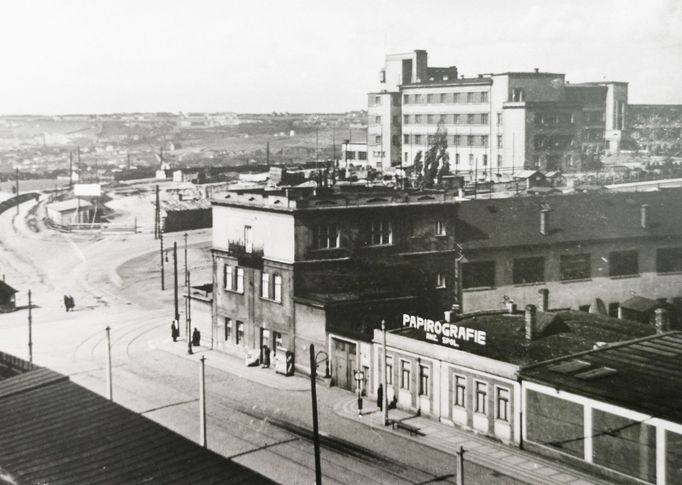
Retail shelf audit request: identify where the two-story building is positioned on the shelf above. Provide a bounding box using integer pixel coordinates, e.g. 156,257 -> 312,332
211,187 -> 460,389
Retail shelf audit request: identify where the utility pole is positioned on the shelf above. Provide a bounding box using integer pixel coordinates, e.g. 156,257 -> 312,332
76,146 -> 81,222
154,185 -> 160,239
266,141 -> 270,166
309,344 -> 322,485
15,168 -> 19,215
160,233 -> 165,291
69,152 -> 73,188
28,290 -> 33,364
382,319 -> 388,426
199,355 -> 207,448
184,232 -> 188,338
105,326 -> 113,401
187,270 -> 193,355
456,446 -> 466,485
173,241 -> 179,323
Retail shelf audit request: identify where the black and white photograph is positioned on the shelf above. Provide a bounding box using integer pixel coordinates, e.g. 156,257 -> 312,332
1,1 -> 681,483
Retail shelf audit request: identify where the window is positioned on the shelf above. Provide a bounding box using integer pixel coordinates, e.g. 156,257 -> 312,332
475,381 -> 488,414
374,116 -> 381,124
481,135 -> 488,147
345,150 -> 355,160
427,114 -> 437,124
375,135 -> 382,145
436,220 -> 446,236
455,153 -> 460,165
438,114 -> 446,124
497,154 -> 502,166
400,360 -> 411,390
403,115 -> 410,124
482,154 -> 488,166
415,114 -> 424,124
512,88 -> 524,102
313,224 -> 339,249
439,93 -> 448,103
374,95 -> 381,105
224,317 -> 232,341
386,356 -> 393,385
468,153 -> 474,166
497,135 -> 503,148
467,92 -> 475,103
414,134 -> 423,145
454,375 -> 466,407
467,114 -> 475,125
392,135 -> 399,147
419,365 -> 430,396
273,274 -> 282,302
454,114 -> 461,125
481,91 -> 489,103
436,272 -> 446,288
481,113 -> 489,125
403,134 -> 409,144
513,257 -> 545,284
403,94 -> 410,104
370,221 -> 392,245
497,112 -> 502,125
417,94 -> 426,104
560,254 -> 591,281
224,265 -> 233,290
427,94 -> 435,103
496,387 -> 510,422
462,261 -> 495,289
534,112 -> 544,125
236,321 -> 244,345
358,151 -> 367,161
467,135 -> 474,146
609,250 -> 639,277
236,267 -> 244,293
260,272 -> 270,298
656,247 -> 682,273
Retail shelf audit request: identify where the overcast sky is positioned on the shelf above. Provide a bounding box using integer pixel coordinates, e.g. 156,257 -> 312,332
1,0 -> 680,114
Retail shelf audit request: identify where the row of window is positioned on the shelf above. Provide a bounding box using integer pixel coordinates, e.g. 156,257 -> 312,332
224,264 -> 283,303
403,91 -> 489,105
388,356 -> 509,422
223,317 -> 244,344
404,151 -> 494,167
404,113 -> 490,126
344,150 -> 368,161
312,221 -> 449,250
404,133 -> 491,148
462,248 -> 682,289
533,135 -> 576,150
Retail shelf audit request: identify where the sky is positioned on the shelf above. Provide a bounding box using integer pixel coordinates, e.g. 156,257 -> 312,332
0,0 -> 680,114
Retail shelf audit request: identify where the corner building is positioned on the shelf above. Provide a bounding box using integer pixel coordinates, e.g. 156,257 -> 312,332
368,49 -> 627,174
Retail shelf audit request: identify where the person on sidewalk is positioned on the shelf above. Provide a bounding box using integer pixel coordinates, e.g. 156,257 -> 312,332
171,320 -> 178,342
261,345 -> 271,368
376,384 -> 383,410
67,295 -> 75,311
191,328 -> 201,346
63,295 -> 69,312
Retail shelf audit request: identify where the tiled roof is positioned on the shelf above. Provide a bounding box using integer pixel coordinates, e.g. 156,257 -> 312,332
0,367 -> 273,484
520,332 -> 682,423
394,310 -> 654,366
0,281 -> 17,297
455,189 -> 682,250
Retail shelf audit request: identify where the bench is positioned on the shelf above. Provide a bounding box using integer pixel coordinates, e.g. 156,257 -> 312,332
389,419 -> 423,436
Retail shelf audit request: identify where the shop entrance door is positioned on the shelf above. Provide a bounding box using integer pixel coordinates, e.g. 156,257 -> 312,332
332,338 -> 356,391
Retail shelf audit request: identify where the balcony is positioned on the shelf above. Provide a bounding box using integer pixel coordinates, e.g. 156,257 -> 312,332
228,241 -> 264,269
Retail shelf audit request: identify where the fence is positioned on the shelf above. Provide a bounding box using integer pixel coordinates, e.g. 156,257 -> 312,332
44,218 -> 138,234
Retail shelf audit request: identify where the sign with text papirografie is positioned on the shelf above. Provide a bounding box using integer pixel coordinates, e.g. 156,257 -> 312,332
402,313 -> 486,349
73,183 -> 101,197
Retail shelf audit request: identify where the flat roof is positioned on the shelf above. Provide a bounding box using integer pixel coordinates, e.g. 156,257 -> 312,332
392,310 -> 654,366
520,332 -> 682,423
46,199 -> 93,212
0,364 -> 273,484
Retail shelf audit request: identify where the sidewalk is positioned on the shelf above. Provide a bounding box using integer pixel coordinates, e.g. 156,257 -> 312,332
333,397 -> 614,485
154,337 -> 311,392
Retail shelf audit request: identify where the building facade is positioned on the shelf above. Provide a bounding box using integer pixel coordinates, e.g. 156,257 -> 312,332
368,49 -> 628,175
211,187 -> 459,388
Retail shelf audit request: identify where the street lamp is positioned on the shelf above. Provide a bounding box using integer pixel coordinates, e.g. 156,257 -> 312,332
354,369 -> 364,416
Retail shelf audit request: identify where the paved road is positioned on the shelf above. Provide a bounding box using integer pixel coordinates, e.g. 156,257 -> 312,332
0,192 -> 522,484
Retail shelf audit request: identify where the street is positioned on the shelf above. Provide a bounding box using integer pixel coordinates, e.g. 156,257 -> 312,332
0,190 -> 521,484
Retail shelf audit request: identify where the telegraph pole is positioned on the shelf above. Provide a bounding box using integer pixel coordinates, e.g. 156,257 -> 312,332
183,232 -> 188,338
199,355 -> 207,447
15,168 -> 19,215
28,290 -> 33,364
173,242 -> 179,323
160,233 -> 165,291
456,446 -> 466,485
382,319 -> 388,426
154,185 -> 160,239
69,152 -> 73,188
105,326 -> 113,401
309,344 -> 322,485
187,270 -> 193,355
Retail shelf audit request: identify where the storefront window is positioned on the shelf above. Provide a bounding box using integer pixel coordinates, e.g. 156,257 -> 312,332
236,321 -> 244,345
400,360 -> 410,390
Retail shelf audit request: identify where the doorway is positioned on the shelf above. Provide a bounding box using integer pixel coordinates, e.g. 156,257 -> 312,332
332,338 -> 356,391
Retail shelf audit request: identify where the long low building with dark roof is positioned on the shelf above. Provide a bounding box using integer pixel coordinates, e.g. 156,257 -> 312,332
454,188 -> 682,317
0,352 -> 273,485
369,304 -> 656,445
519,331 -> 682,485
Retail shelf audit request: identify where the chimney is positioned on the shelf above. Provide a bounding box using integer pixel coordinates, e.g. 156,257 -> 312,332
534,67 -> 539,73
654,308 -> 669,334
540,209 -> 550,235
641,204 -> 648,229
538,289 -> 549,312
525,304 -> 537,341
507,301 -> 517,314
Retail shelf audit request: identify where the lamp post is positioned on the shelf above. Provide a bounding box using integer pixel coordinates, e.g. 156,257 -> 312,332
381,319 -> 388,426
309,344 -> 323,484
27,290 -> 33,364
354,369 -> 364,416
187,270 -> 193,355
173,242 -> 179,323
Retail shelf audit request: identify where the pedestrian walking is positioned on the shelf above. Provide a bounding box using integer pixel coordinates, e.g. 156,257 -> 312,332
67,295 -> 75,311
377,383 -> 383,410
63,295 -> 69,312
192,328 -> 201,346
261,345 -> 271,368
171,320 -> 178,342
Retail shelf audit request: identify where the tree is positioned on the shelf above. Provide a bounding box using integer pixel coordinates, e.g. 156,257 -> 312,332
421,126 -> 450,188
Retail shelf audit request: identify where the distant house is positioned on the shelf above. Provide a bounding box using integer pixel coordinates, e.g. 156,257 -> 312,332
45,199 -> 93,226
0,280 -> 17,313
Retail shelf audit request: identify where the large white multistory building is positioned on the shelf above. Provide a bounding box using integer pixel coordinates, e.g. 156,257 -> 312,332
367,50 -> 627,177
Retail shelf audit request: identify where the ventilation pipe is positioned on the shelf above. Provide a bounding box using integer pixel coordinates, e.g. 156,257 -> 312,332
538,289 -> 549,312
655,308 -> 669,334
525,304 -> 537,341
540,209 -> 550,235
641,204 -> 648,229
